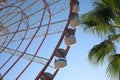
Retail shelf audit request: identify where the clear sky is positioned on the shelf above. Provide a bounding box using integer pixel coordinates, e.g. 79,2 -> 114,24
0,0 -> 109,80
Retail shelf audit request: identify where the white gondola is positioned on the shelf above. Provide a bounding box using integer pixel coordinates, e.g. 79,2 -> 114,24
54,58 -> 67,69
69,13 -> 80,29
65,28 -> 75,36
69,18 -> 79,29
40,72 -> 53,80
72,1 -> 79,12
64,35 -> 76,46
55,49 -> 67,58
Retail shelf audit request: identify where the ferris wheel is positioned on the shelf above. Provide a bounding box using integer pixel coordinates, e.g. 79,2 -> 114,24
0,0 -> 80,80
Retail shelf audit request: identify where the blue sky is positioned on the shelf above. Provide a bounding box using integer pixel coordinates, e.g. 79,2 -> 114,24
0,0 -> 109,80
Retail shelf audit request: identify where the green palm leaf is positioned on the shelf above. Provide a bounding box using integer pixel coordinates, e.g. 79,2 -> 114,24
109,34 -> 120,42
81,4 -> 115,36
107,54 -> 120,80
80,0 -> 120,37
88,40 -> 116,66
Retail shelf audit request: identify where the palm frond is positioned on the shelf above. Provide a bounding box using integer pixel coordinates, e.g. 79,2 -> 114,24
80,1 -> 115,37
114,18 -> 120,27
108,34 -> 120,42
88,40 -> 116,66
94,0 -> 120,9
107,54 -> 120,80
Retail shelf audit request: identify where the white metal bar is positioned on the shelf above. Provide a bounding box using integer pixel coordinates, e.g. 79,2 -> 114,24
0,47 -> 55,69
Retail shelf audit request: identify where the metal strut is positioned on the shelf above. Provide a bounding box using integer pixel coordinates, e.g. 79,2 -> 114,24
0,46 -> 55,69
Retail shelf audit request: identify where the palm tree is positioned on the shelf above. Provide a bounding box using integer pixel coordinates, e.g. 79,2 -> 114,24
80,0 -> 120,80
